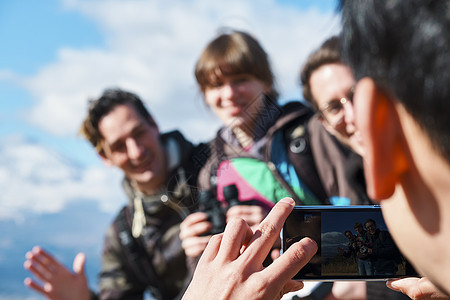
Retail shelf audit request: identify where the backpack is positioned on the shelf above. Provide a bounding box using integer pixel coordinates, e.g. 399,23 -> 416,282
202,100 -> 329,206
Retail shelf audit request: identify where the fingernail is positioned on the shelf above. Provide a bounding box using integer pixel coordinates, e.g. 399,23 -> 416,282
301,237 -> 318,253
279,197 -> 294,206
386,280 -> 396,289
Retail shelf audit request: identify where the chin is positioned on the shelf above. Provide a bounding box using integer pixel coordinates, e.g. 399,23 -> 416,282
131,171 -> 155,184
333,134 -> 353,150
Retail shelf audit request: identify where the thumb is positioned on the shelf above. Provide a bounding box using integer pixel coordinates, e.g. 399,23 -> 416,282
73,253 -> 86,275
280,280 -> 304,298
271,248 -> 281,261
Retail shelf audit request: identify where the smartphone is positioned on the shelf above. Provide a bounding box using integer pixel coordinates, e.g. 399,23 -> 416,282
281,205 -> 418,280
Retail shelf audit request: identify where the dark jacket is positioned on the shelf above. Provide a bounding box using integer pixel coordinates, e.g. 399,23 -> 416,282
366,229 -> 398,275
97,131 -> 206,300
308,115 -> 373,205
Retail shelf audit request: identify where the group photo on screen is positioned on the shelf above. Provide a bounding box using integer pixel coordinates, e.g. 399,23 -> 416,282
283,208 -> 417,280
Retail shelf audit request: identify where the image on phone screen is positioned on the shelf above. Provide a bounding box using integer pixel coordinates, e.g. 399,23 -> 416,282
281,206 -> 418,280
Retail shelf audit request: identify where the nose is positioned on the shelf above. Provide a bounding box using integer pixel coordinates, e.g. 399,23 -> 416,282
221,81 -> 239,100
126,137 -> 144,160
343,100 -> 355,126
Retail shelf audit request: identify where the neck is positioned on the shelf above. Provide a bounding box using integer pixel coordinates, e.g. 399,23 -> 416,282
232,126 -> 255,149
135,181 -> 163,196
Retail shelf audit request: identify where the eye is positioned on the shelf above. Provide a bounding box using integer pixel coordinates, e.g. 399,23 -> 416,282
134,128 -> 149,142
233,77 -> 249,84
207,81 -> 223,88
110,142 -> 126,153
231,75 -> 253,85
325,101 -> 343,115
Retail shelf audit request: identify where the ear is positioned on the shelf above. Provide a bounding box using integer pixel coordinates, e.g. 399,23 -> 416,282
354,78 -> 409,200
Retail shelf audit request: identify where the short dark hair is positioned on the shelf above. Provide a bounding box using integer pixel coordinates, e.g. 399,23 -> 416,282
300,35 -> 342,110
354,222 -> 363,229
195,29 -> 278,101
364,218 -> 376,228
79,88 -> 156,155
340,0 -> 450,163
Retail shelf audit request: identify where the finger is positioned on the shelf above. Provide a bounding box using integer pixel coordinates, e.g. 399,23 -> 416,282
180,212 -> 209,230
182,235 -> 212,249
28,247 -> 58,274
387,277 -> 441,299
24,260 -> 50,282
73,253 -> 86,275
182,236 -> 212,257
185,245 -> 209,258
227,211 -> 263,227
271,248 -> 281,260
198,233 -> 223,263
226,205 -> 251,218
226,205 -> 264,218
32,246 -> 57,265
26,250 -> 43,266
242,197 -> 295,264
263,237 -> 317,287
180,221 -> 212,239
24,277 -> 48,297
217,218 -> 254,261
282,280 -> 304,295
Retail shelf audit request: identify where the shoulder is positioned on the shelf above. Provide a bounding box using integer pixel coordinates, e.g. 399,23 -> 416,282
102,206 -> 130,253
279,101 -> 315,123
280,100 -> 314,114
161,130 -> 194,151
191,141 -> 212,167
266,100 -> 314,137
161,130 -> 199,171
111,206 -> 132,232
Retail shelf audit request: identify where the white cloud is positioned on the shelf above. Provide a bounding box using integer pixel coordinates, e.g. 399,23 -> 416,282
20,0 -> 340,143
0,0 -> 341,219
0,135 -> 124,222
322,231 -> 347,246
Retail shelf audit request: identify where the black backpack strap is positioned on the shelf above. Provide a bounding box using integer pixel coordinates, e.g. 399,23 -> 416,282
114,207 -> 167,299
265,101 -> 330,204
286,118 -> 329,203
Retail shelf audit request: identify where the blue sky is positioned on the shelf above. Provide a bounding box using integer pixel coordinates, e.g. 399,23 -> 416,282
0,0 -> 341,220
0,0 -> 340,298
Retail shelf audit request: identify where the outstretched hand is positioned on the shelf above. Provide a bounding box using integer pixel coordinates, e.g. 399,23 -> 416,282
387,277 -> 449,299
24,246 -> 91,300
182,197 -> 318,300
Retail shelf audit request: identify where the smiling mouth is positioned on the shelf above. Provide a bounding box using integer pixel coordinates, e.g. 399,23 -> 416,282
132,158 -> 153,173
225,105 -> 242,115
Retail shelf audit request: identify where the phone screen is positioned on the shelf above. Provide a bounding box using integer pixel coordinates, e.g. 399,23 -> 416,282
281,206 -> 418,280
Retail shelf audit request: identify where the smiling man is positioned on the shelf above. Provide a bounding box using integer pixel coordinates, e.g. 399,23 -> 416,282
24,88 -> 206,300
